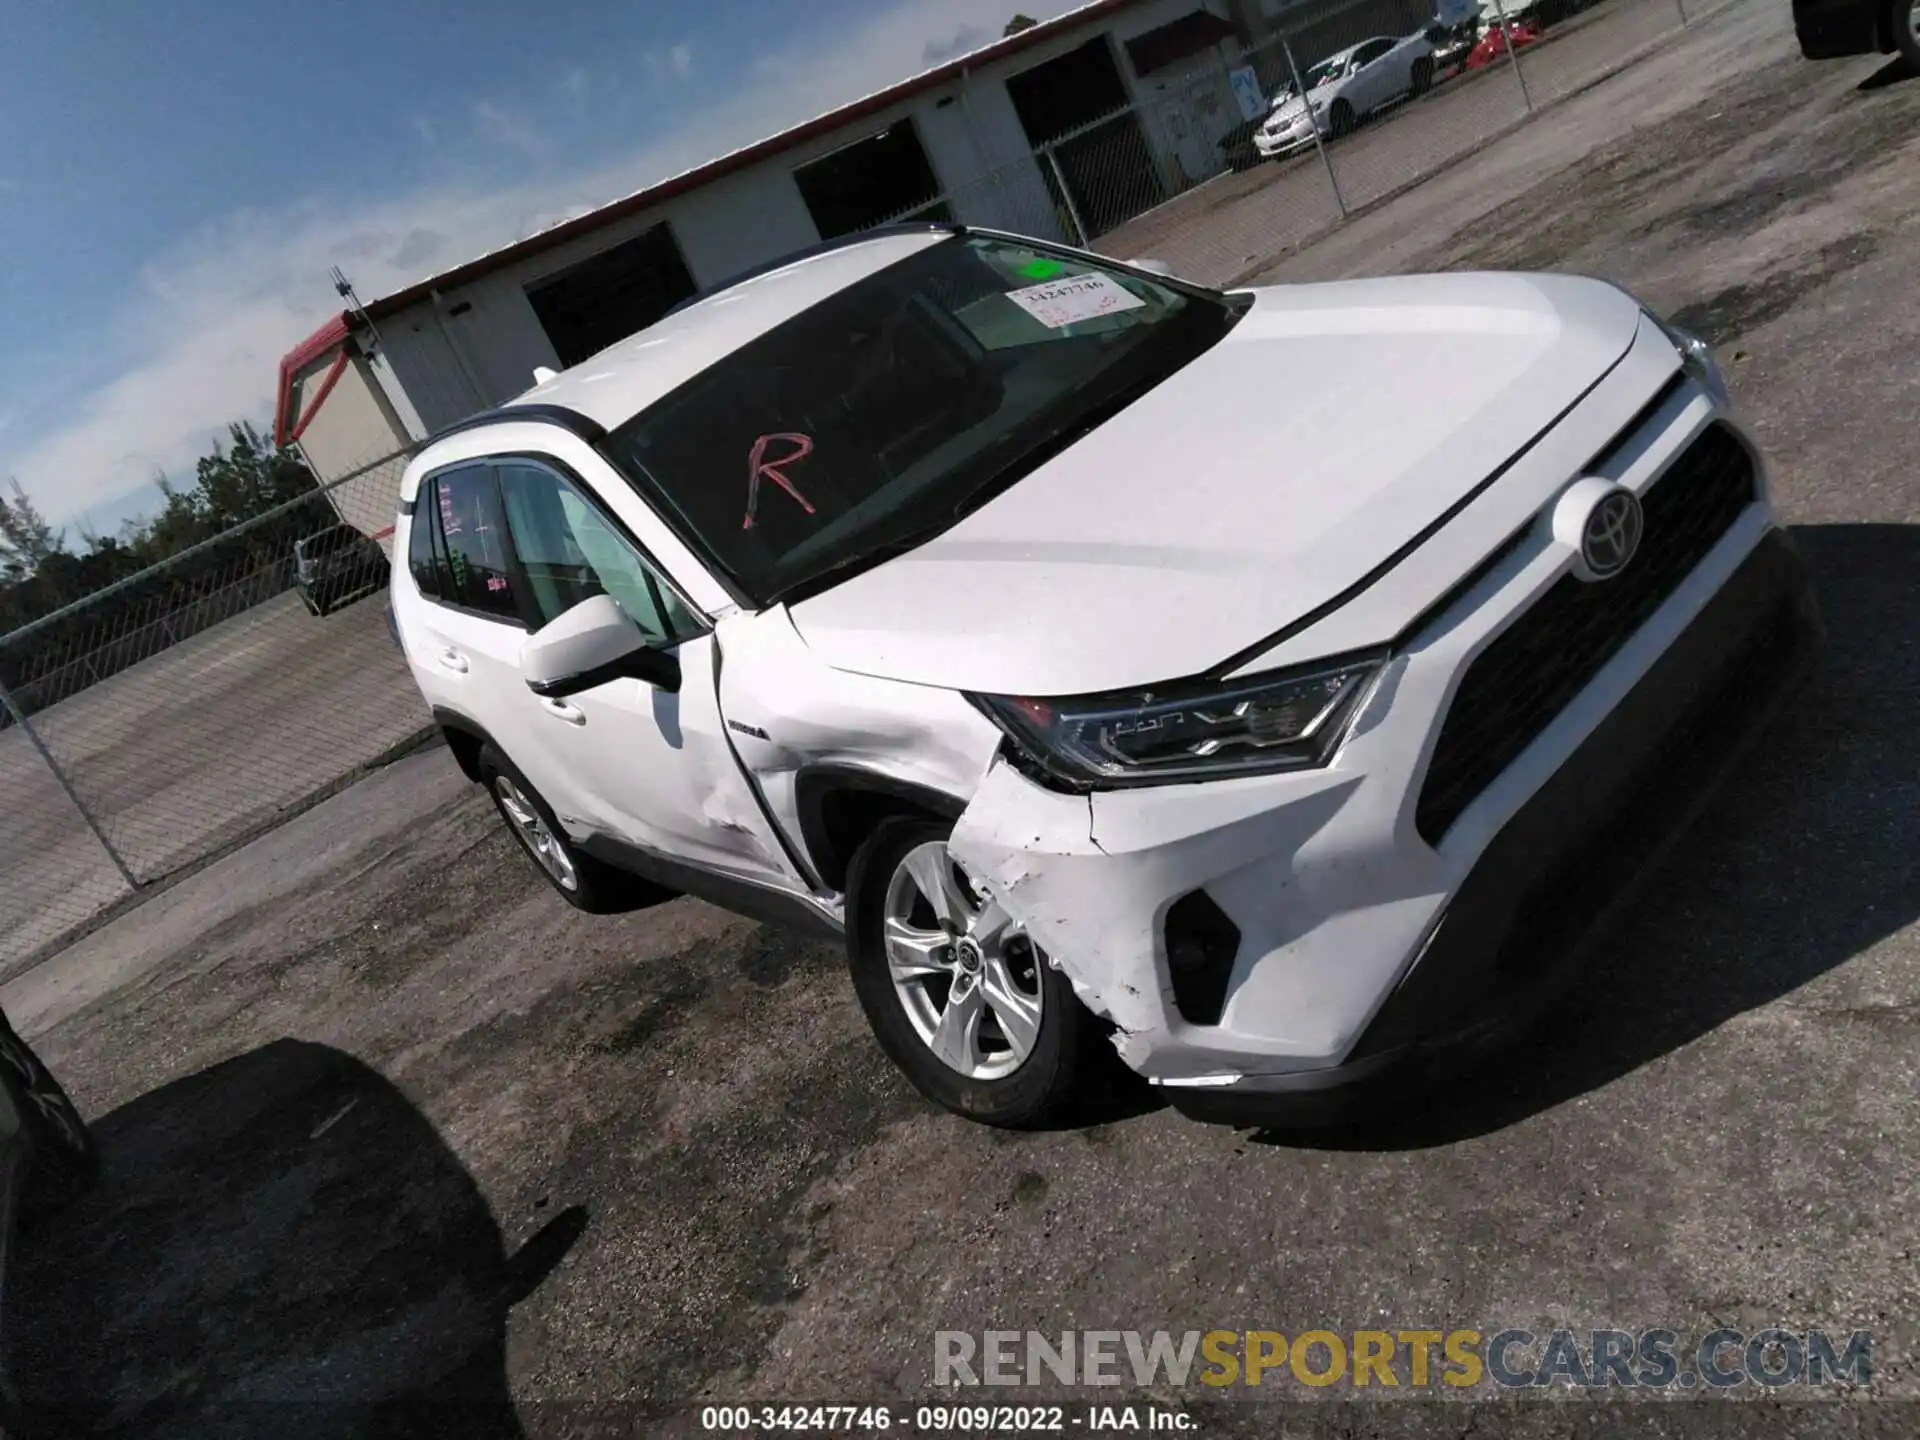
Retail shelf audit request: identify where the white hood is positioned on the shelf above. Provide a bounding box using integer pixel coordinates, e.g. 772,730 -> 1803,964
788,272 -> 1642,697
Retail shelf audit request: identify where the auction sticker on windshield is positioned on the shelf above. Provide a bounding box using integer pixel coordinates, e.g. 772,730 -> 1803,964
1005,272 -> 1147,329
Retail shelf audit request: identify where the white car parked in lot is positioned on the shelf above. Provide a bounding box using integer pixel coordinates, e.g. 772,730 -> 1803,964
391,224 -> 1819,1128
1256,32 -> 1439,156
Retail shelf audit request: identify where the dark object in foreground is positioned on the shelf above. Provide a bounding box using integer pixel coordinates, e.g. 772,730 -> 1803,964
0,1009 -> 97,1231
5,1039 -> 582,1438
1794,0 -> 1920,67
0,1006 -> 98,1432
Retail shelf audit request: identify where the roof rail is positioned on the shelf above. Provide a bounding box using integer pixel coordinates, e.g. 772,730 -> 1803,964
661,220 -> 962,322
424,402 -> 607,447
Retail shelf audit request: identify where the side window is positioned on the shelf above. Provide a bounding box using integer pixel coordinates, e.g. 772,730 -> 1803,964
407,481 -> 441,599
495,460 -> 700,643
1361,38 -> 1393,64
435,465 -> 520,620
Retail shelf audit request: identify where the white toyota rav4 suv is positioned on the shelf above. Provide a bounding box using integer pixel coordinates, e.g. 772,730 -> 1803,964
391,224 -> 1819,1129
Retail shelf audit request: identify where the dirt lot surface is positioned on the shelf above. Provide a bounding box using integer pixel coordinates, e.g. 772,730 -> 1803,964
5,4 -> 1917,1435
1113,0 -> 1692,284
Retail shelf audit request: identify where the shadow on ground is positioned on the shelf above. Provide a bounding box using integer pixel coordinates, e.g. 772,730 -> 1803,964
1857,55 -> 1918,91
4,1039 -> 582,1439
1231,521 -> 1920,1150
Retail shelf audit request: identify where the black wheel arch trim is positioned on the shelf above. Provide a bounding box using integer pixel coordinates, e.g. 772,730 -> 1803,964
430,705 -> 496,781
793,764 -> 969,895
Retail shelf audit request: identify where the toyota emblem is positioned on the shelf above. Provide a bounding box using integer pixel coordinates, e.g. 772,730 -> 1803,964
1580,489 -> 1643,579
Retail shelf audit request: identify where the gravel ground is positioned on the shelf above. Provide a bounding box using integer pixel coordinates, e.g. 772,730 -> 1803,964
4,4 -> 1917,1436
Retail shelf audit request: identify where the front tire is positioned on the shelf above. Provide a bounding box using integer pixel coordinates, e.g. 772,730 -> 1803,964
1895,0 -> 1920,69
0,1011 -> 98,1227
476,744 -> 676,914
1329,99 -> 1355,138
845,817 -> 1100,1128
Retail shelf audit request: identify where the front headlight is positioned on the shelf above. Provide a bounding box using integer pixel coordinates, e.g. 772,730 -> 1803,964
1659,318 -> 1730,408
1607,285 -> 1731,408
971,655 -> 1383,789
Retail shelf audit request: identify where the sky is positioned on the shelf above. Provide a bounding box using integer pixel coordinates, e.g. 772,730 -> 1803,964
0,0 -> 1084,536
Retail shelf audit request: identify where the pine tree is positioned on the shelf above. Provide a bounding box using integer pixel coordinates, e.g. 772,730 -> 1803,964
0,478 -> 65,583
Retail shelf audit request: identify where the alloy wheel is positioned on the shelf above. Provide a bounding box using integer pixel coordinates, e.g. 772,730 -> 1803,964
883,841 -> 1046,1081
494,776 -> 579,892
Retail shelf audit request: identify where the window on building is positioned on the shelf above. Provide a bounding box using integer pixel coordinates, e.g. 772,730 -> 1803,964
1004,38 -> 1162,239
525,223 -> 700,367
793,118 -> 947,240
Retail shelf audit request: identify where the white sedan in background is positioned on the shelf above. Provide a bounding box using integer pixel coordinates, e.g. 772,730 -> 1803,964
1255,31 -> 1439,157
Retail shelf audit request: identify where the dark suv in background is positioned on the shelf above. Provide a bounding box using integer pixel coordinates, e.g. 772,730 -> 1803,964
293,523 -> 389,618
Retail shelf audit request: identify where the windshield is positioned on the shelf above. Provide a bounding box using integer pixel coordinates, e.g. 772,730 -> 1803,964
1303,55 -> 1348,88
598,234 -> 1235,607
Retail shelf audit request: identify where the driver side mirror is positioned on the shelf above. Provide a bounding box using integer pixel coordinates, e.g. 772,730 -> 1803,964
520,593 -> 682,697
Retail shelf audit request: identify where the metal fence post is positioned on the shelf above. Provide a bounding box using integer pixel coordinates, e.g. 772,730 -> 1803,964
1040,142 -> 1091,249
1282,35 -> 1349,220
1485,0 -> 1536,112
0,677 -> 138,892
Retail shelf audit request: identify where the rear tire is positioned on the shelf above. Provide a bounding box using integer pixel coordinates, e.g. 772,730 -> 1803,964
1411,57 -> 1434,94
0,1011 -> 98,1227
1895,0 -> 1920,70
845,817 -> 1103,1128
476,743 -> 676,914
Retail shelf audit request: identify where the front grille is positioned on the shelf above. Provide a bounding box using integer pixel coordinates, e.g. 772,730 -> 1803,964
1415,422 -> 1757,844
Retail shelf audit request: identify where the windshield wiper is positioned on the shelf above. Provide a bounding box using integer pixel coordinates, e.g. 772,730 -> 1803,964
768,519 -> 960,606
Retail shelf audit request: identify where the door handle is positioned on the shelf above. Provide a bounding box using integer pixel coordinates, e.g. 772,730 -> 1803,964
542,698 -> 586,726
436,647 -> 469,674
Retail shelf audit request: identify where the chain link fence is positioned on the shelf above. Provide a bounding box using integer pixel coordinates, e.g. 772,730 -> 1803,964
891,0 -> 1711,286
0,449 -> 428,977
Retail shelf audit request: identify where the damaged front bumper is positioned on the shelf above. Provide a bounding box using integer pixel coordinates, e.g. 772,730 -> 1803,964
950,437 -> 1821,1123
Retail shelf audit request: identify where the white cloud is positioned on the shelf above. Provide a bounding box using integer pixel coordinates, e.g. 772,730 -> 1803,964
922,21 -> 994,64
471,99 -> 546,159
644,41 -> 697,83
0,0 -> 1087,526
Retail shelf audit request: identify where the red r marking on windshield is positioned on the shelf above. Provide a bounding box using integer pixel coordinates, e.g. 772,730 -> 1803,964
744,432 -> 816,530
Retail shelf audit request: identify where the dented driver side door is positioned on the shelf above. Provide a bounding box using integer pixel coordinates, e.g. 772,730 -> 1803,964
491,456 -> 804,889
